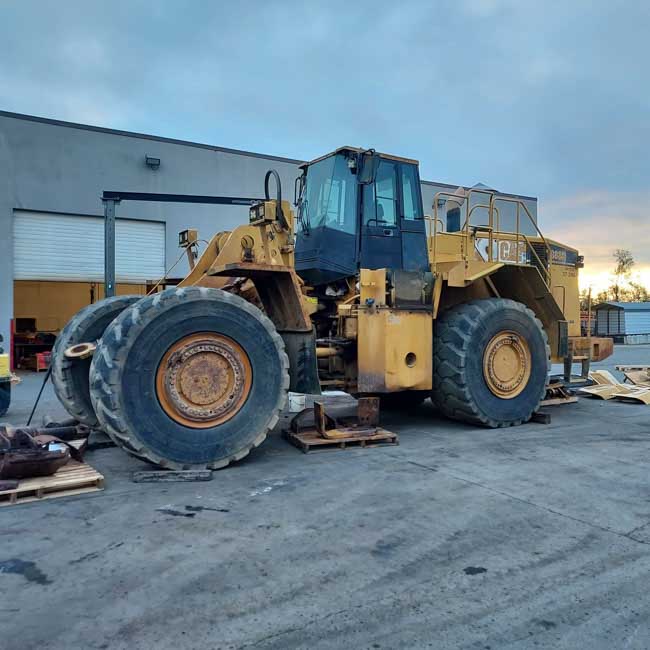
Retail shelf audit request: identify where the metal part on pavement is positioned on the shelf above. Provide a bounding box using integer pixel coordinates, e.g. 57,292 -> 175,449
291,397 -> 384,441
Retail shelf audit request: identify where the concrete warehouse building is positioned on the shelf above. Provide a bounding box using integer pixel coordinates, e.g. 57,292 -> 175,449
0,110 -> 537,366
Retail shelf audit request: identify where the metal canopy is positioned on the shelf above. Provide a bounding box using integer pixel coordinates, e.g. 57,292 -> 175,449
101,190 -> 264,297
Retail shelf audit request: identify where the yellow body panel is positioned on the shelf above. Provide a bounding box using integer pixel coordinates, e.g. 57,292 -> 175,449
549,260 -> 580,337
357,309 -> 432,392
0,354 -> 10,379
360,268 -> 387,306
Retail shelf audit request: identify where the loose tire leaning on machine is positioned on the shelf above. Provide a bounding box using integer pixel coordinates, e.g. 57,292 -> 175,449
51,295 -> 143,427
432,298 -> 550,427
89,286 -> 289,469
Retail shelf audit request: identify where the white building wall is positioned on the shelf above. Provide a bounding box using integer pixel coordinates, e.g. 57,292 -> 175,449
625,311 -> 650,335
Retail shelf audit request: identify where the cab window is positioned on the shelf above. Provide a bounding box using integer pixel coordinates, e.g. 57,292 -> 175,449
362,160 -> 398,226
401,164 -> 422,220
303,154 -> 357,234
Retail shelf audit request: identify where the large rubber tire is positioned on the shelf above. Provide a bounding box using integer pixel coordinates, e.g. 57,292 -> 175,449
0,381 -> 10,417
89,286 -> 289,469
432,298 -> 550,427
51,295 -> 143,427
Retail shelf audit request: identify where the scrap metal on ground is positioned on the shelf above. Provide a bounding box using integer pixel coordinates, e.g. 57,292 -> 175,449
0,419 -> 103,506
0,421 -> 90,480
580,366 -> 650,403
285,396 -> 398,453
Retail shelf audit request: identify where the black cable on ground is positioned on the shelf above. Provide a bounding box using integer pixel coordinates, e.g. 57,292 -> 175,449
27,365 -> 53,426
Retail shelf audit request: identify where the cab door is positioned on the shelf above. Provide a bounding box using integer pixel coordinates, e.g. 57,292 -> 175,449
360,160 -> 402,270
399,164 -> 429,272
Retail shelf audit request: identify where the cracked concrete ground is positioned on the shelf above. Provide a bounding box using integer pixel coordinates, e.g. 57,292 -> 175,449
2,346 -> 650,649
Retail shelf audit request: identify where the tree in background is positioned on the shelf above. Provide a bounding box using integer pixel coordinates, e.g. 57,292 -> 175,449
590,250 -> 649,303
612,248 -> 634,301
625,281 -> 649,302
595,289 -> 610,304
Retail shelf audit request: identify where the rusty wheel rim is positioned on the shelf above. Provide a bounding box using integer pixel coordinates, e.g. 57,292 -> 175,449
156,332 -> 252,428
483,330 -> 531,399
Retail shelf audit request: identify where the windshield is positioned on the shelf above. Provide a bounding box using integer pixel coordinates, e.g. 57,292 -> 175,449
300,154 -> 357,234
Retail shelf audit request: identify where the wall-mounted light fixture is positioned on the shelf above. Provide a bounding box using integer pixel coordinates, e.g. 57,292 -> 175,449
145,155 -> 161,169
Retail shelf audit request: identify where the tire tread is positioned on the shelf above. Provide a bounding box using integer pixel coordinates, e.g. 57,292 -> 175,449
89,287 -> 289,470
51,295 -> 142,426
432,298 -> 550,427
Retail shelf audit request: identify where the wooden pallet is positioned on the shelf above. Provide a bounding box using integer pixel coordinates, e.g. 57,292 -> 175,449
0,459 -> 104,506
284,428 -> 398,453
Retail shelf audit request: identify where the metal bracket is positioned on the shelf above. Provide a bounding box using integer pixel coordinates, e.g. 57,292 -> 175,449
291,397 -> 381,440
64,342 -> 97,360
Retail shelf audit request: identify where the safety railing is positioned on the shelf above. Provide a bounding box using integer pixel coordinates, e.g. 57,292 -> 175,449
426,188 -> 552,289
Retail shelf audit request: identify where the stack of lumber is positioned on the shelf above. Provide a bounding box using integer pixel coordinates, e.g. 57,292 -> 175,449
579,367 -> 650,404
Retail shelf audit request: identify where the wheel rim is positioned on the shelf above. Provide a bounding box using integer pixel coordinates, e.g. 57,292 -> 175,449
483,330 -> 531,399
156,332 -> 252,428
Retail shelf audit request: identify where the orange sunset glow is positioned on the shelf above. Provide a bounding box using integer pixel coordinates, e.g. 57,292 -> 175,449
543,190 -> 650,296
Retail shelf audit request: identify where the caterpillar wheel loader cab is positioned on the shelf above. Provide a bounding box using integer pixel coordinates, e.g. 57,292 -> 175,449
294,147 -> 429,285
52,147 -> 612,469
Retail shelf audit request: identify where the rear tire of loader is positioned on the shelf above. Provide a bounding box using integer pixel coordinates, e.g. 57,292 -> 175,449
51,295 -> 143,427
89,286 -> 289,469
432,298 -> 550,427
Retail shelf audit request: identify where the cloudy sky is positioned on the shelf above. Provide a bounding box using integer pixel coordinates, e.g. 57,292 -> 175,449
1,0 -> 648,290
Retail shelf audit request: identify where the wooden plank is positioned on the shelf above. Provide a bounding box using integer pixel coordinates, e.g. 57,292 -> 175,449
580,383 -> 650,401
612,389 -> 650,404
620,370 -> 650,387
0,460 -> 104,507
589,370 -> 619,386
4,485 -> 103,506
579,384 -> 629,400
132,470 -> 213,483
616,365 -> 650,371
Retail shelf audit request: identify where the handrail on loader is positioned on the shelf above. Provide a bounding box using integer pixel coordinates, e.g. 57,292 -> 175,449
429,187 -> 552,289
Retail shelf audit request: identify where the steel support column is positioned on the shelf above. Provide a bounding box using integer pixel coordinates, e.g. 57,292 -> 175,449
103,198 -> 117,298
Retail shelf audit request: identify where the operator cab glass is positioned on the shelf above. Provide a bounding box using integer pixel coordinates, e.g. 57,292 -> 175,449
295,148 -> 429,287
301,154 -> 357,235
295,150 -> 359,285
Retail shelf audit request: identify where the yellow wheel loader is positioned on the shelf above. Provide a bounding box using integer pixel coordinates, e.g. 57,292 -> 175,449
52,148 -> 611,469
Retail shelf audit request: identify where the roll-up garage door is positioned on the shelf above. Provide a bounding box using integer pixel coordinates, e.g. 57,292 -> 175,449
13,211 -> 165,282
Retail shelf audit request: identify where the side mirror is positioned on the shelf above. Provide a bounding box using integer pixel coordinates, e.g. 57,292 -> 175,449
358,150 -> 380,185
294,172 -> 305,206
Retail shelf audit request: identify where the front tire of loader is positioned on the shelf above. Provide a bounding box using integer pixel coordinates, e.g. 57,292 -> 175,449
51,295 -> 143,427
89,287 -> 289,469
432,298 -> 550,427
